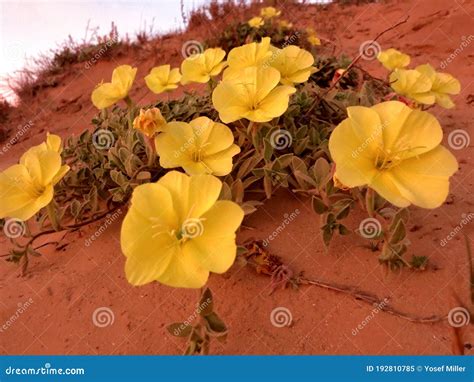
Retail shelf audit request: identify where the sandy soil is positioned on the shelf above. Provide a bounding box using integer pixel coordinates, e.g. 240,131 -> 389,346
0,0 -> 473,355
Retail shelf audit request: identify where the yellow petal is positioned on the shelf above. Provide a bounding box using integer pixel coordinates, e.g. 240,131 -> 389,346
183,200 -> 244,273
202,145 -> 240,176
329,119 -> 378,187
190,117 -> 234,156
389,145 -> 458,208
377,48 -> 410,71
111,64 -> 137,94
255,85 -> 296,121
154,247 -> 209,288
390,69 -> 435,105
369,172 -> 411,208
121,183 -> 179,285
22,149 -> 62,187
346,106 -> 384,155
187,174 -> 223,218
227,37 -> 272,70
370,101 -> 411,151
46,133 -> 62,153
386,107 -> 443,159
156,171 -> 190,223
91,83 -> 122,109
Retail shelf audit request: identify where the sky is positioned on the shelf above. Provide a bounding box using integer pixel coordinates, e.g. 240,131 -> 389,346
0,0 -> 328,99
0,0 -> 209,78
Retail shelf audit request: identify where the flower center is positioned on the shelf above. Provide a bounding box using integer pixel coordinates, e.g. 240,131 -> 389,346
192,149 -> 203,162
374,145 -> 425,171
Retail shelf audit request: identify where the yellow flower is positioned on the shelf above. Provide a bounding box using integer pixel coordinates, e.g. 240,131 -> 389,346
415,64 -> 461,109
328,101 -> 458,209
145,65 -> 181,94
278,20 -> 293,29
181,48 -> 227,84
226,37 -> 273,72
133,108 -> 167,137
306,28 -> 321,46
377,48 -> 410,71
248,16 -> 264,28
120,171 -> 244,288
260,6 -> 281,19
91,65 -> 137,109
212,66 -> 296,123
389,68 -> 435,105
0,134 -> 69,220
269,45 -> 317,86
155,117 -> 240,176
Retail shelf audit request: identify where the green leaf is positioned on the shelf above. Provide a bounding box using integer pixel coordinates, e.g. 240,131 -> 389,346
311,196 -> 328,214
390,219 -> 406,244
204,312 -> 228,336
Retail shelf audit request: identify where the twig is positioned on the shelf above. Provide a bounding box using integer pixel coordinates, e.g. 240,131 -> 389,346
242,239 -> 446,324
305,15 -> 409,117
298,276 -> 445,323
